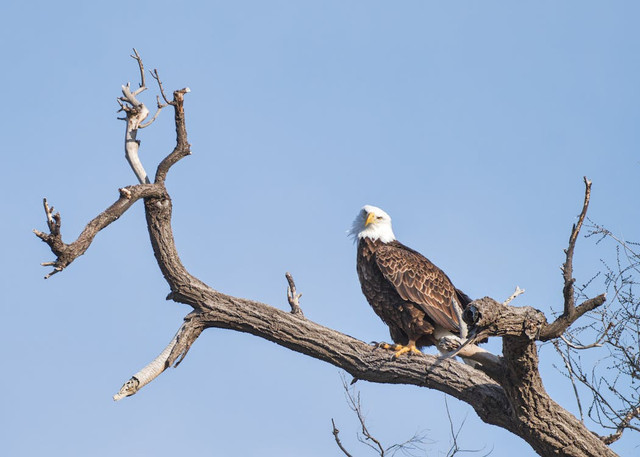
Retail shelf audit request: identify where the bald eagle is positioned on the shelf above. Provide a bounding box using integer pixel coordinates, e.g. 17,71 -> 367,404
350,205 -> 472,358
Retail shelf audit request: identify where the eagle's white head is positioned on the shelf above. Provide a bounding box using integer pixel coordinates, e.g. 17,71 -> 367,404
349,205 -> 396,243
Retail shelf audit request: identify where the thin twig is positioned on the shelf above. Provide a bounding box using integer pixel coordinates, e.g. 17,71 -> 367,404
559,322 -> 612,350
151,68 -> 173,106
341,375 -> 386,455
553,340 -> 585,422
444,396 -> 492,457
139,103 -> 165,129
332,419 -> 354,457
139,68 -> 172,129
445,396 -> 462,457
602,405 -> 640,444
130,48 -> 146,95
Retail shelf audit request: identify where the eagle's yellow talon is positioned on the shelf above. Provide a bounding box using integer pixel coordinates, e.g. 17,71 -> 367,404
392,344 -> 422,358
372,341 -> 395,350
374,341 -> 422,358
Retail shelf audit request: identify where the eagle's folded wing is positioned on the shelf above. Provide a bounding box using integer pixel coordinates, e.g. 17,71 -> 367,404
375,243 -> 461,332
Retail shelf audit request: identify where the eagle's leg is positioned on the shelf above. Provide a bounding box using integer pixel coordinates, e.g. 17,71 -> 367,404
374,340 -> 422,358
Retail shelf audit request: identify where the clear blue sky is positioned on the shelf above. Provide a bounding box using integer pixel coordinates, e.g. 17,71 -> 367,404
2,1 -> 638,456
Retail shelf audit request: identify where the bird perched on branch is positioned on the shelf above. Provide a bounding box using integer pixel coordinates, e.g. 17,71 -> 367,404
350,205 -> 472,358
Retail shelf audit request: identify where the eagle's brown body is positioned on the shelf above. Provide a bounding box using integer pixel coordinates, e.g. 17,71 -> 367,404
357,237 -> 471,349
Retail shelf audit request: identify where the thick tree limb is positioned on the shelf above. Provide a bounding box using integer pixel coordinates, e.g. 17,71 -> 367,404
460,296 -> 614,455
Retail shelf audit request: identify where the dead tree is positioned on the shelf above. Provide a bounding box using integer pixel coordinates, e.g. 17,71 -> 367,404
34,52 -> 636,457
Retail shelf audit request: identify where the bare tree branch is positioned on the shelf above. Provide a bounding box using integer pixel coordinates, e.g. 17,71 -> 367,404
443,396 -> 492,457
130,48 -> 146,95
345,384 -> 386,455
502,286 -> 525,306
538,294 -> 607,341
285,272 -> 304,316
139,68 -> 171,129
332,419 -> 354,457
335,374 -> 429,457
154,87 -> 191,184
552,339 -> 585,422
559,323 -> 612,350
114,313 -> 204,400
150,68 -> 172,106
33,184 -> 163,277
538,178 -> 606,340
35,51 -> 626,457
552,223 -> 640,445
564,177 -> 592,312
602,405 -> 640,444
120,77 -> 151,184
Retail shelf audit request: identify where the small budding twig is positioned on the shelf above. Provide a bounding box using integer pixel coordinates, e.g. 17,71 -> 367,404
285,272 -> 304,316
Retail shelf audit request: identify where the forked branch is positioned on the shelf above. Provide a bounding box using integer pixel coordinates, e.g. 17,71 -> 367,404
538,178 -> 603,340
563,177 -> 593,314
332,375 -> 428,457
34,185 -> 163,278
155,87 -> 191,184
119,48 -> 173,184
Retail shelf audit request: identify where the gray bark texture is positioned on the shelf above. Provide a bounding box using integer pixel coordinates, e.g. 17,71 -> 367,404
34,61 -> 619,457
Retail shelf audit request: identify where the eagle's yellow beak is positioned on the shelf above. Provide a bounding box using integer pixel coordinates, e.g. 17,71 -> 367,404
365,212 -> 376,227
